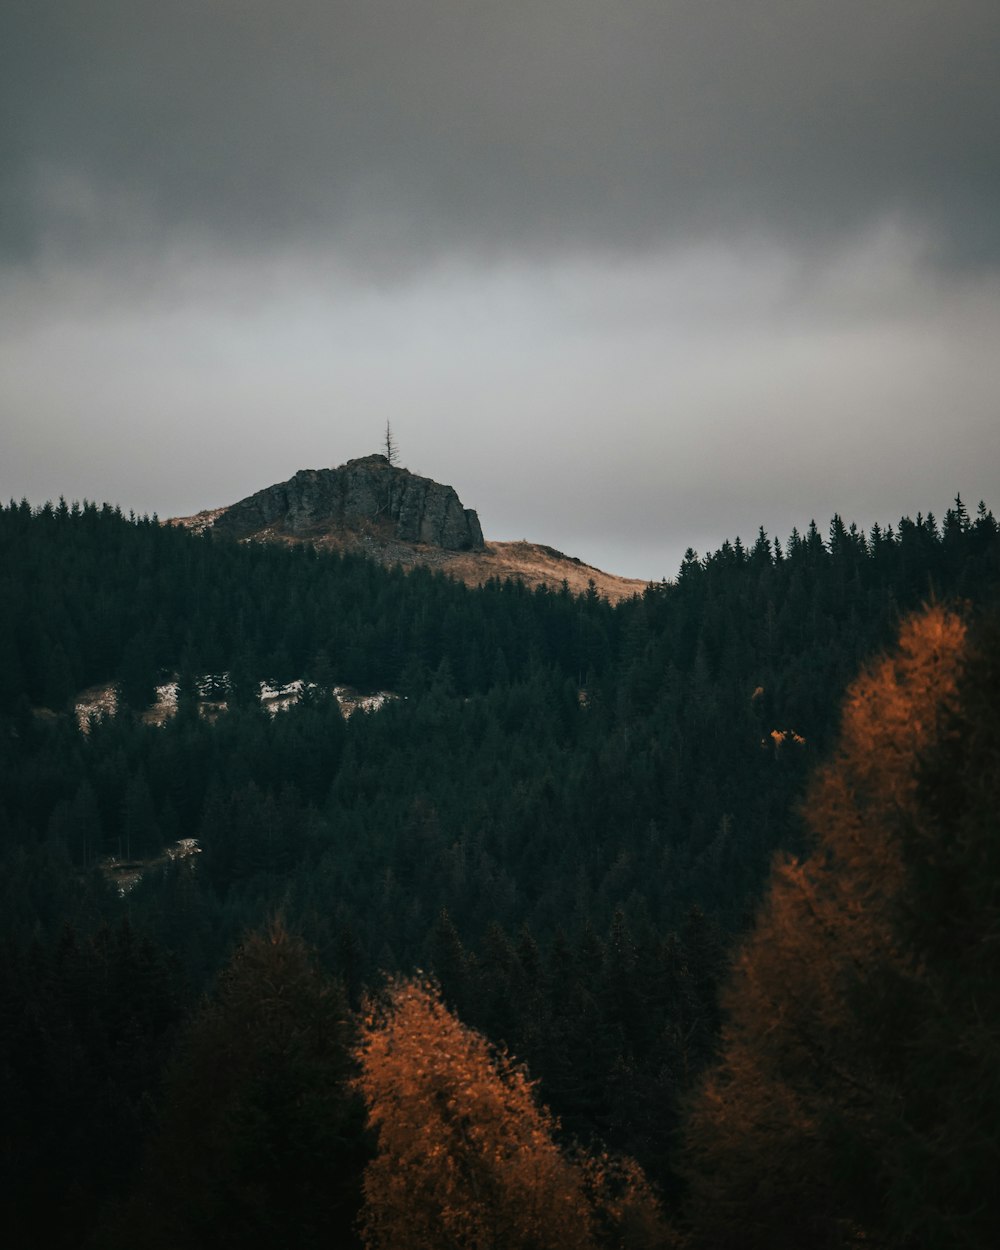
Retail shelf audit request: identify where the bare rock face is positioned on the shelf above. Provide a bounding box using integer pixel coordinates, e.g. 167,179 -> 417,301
213,455 -> 485,552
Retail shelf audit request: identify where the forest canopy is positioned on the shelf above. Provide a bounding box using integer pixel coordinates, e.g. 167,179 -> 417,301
1,495 -> 998,1247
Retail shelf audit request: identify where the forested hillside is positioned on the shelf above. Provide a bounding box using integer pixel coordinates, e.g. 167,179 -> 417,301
1,494 -> 998,1247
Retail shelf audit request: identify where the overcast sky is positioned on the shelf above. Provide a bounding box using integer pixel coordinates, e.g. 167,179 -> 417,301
3,2 -> 999,579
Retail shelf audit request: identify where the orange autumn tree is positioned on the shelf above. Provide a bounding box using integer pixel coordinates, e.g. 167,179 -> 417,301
681,604 -> 988,1249
355,976 -> 667,1250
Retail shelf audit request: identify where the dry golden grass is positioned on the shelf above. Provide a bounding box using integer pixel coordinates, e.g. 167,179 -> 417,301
301,532 -> 650,601
437,540 -> 650,601
169,510 -> 652,602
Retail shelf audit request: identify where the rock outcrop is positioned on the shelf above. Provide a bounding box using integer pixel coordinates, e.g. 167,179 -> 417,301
212,455 -> 485,552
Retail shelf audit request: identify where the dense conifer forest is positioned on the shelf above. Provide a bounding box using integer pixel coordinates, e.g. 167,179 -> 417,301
2,494 -> 998,1247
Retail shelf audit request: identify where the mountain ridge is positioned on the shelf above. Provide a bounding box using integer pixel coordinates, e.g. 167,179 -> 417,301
171,455 -> 649,601
210,454 -> 485,551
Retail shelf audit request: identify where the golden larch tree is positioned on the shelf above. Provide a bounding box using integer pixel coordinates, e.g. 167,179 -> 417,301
355,976 -> 668,1250
681,605 -> 974,1249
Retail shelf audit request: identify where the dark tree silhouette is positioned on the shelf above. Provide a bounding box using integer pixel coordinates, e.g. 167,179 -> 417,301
383,421 -> 399,467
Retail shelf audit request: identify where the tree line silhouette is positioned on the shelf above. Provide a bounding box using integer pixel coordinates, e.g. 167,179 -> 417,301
1,494 -> 998,1246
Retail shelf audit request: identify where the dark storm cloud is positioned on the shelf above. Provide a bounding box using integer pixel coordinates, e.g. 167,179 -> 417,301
3,3 -> 998,583
3,1 -> 999,269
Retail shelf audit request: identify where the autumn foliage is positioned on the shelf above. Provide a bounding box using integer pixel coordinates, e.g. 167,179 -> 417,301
355,976 -> 667,1250
682,604 -> 1000,1249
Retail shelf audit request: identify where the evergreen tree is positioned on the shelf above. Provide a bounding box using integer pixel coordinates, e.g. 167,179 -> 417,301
106,922 -> 366,1250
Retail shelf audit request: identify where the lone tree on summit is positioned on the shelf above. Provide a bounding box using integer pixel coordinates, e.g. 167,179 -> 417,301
383,421 -> 399,467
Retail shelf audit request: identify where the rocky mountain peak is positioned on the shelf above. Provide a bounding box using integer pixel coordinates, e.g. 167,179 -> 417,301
211,455 -> 485,552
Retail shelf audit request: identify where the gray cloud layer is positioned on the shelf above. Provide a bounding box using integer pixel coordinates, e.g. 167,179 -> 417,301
4,2 -> 1000,269
2,3 -> 999,580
